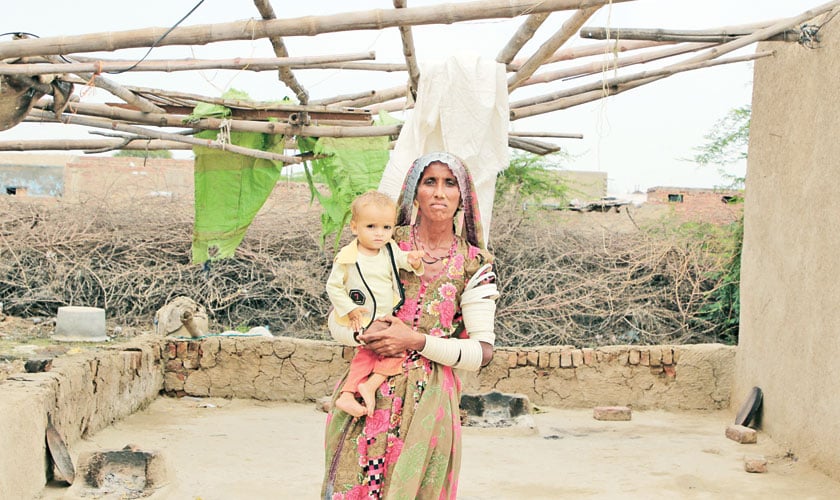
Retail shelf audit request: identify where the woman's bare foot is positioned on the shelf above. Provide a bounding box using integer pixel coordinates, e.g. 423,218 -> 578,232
357,374 -> 385,417
335,391 -> 366,418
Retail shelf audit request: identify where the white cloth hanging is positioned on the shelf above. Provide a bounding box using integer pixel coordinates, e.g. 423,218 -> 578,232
379,52 -> 509,244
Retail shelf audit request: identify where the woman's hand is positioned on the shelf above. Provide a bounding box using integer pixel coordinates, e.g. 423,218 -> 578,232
358,315 -> 425,357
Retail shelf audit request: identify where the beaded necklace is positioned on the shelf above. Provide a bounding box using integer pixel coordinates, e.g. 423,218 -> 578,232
408,223 -> 458,331
411,222 -> 457,265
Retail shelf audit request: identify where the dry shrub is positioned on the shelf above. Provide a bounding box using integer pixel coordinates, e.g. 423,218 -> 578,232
489,199 -> 730,346
0,194 -> 732,346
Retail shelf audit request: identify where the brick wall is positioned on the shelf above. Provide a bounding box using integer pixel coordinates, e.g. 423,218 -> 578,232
64,156 -> 194,202
647,186 -> 743,225
163,336 -> 735,411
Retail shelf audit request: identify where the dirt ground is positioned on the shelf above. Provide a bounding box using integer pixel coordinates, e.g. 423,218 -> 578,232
38,396 -> 840,500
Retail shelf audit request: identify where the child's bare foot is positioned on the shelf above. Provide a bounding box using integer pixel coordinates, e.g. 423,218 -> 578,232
357,376 -> 384,417
335,392 -> 366,418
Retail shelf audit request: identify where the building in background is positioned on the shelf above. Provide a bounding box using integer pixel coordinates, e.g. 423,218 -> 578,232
0,153 -> 71,197
646,186 -> 743,224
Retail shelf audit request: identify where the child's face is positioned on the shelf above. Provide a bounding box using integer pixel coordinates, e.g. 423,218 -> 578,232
351,203 -> 396,253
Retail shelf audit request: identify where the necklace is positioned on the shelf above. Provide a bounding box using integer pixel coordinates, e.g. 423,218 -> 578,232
411,224 -> 457,265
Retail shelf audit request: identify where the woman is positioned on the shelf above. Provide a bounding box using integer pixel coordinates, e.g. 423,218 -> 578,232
322,152 -> 499,499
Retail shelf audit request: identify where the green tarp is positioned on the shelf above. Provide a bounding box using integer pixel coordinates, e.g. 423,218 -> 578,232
190,90 -> 285,263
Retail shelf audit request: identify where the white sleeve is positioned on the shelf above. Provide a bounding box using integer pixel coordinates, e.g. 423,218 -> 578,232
328,310 -> 362,346
420,335 -> 485,371
460,263 -> 499,346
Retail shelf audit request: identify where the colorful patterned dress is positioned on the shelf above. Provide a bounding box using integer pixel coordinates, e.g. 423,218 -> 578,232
322,226 -> 494,500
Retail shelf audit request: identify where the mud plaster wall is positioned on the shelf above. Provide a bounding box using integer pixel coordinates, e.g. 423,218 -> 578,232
0,339 -> 163,500
734,22 -> 840,482
163,337 -> 734,411
0,336 -> 732,499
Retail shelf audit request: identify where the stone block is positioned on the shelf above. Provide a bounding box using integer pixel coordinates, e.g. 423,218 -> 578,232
628,349 -> 641,365
744,455 -> 768,473
640,350 -> 650,366
581,348 -> 593,365
560,350 -> 572,368
526,351 -> 538,366
725,425 -> 757,444
593,406 -> 632,421
549,351 -> 560,368
571,350 -> 583,367
507,351 -> 518,368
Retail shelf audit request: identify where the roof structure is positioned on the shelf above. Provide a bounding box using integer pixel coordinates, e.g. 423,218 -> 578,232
0,0 -> 837,164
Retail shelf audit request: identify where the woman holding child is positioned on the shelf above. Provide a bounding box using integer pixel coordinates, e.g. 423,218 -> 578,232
322,152 -> 499,499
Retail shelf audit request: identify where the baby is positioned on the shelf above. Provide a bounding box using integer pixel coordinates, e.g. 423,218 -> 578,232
326,190 -> 424,417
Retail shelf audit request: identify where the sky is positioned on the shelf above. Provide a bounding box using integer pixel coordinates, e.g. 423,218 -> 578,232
0,0 -> 826,195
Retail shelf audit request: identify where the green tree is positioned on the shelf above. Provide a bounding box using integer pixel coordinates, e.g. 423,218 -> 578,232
495,151 -> 571,206
687,105 -> 750,190
687,105 -> 751,344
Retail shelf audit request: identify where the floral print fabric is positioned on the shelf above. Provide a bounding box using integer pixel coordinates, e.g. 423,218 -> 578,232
322,227 -> 493,499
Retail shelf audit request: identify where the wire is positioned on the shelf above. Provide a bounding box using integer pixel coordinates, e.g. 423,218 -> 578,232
108,0 -> 206,74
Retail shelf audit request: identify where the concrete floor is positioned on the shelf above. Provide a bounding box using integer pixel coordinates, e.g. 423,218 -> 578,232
41,396 -> 840,500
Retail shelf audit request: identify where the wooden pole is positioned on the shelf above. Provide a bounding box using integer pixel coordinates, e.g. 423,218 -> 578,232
310,90 -> 376,106
27,108 -> 305,163
34,98 -> 398,138
519,42 -> 713,87
393,0 -> 422,100
510,1 -> 839,116
302,61 -> 408,72
253,0 -> 309,105
507,7 -> 601,92
496,13 -> 551,64
0,53 -> 376,76
510,51 -> 773,119
0,0 -> 637,60
578,23 -> 804,43
509,131 -> 583,139
508,40 -> 667,70
333,85 -> 408,108
0,138 -> 190,152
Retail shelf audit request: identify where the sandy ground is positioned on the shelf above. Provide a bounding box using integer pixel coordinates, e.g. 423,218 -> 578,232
39,396 -> 840,500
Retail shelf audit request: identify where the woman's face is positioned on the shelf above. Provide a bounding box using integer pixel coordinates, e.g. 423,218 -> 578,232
415,161 -> 461,223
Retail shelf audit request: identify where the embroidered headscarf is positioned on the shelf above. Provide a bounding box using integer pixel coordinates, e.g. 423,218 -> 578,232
395,152 -> 486,250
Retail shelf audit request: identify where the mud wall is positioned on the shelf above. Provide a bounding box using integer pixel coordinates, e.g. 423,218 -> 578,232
0,339 -> 163,500
163,337 -> 735,411
0,336 -> 734,499
734,21 -> 840,481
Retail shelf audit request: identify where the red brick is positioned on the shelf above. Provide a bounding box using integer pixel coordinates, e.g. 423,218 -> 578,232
593,406 -> 631,421
725,425 -> 757,444
744,455 -> 768,473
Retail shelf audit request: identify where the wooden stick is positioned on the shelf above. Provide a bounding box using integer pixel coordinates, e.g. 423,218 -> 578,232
0,138 -> 189,152
579,23 -> 803,43
508,131 -> 583,139
508,137 -> 562,155
508,7 -> 601,92
27,108 -> 306,163
496,13 -> 551,65
0,0 -> 637,59
510,51 -> 773,119
0,53 -> 377,76
367,98 -> 410,114
393,0 -> 421,100
34,98 -> 401,139
119,85 -> 371,114
508,40 -> 667,69
253,0 -> 309,104
310,90 -> 376,106
520,42 -> 713,86
333,85 -> 408,108
301,61 -> 408,72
